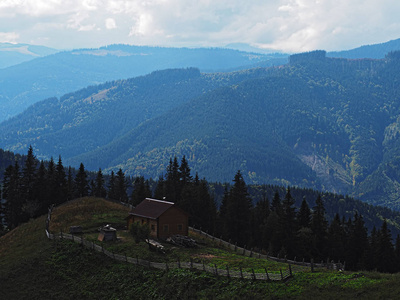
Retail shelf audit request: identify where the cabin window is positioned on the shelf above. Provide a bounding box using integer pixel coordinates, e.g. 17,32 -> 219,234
163,224 -> 169,233
151,224 -> 155,231
177,224 -> 183,231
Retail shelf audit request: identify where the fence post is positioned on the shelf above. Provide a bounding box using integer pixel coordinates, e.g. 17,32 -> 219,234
214,264 -> 218,276
190,258 -> 193,269
226,265 -> 230,279
60,229 -> 63,239
243,245 -> 246,256
265,268 -> 270,281
178,257 -> 181,269
311,258 -> 314,273
252,269 -> 256,280
235,242 -> 237,252
289,264 -> 292,277
280,269 -> 283,280
240,266 -> 243,279
136,255 -> 139,264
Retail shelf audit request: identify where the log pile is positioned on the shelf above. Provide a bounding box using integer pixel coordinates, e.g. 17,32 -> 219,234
167,235 -> 197,248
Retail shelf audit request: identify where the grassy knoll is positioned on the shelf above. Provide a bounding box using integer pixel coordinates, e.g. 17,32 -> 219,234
0,197 -> 399,299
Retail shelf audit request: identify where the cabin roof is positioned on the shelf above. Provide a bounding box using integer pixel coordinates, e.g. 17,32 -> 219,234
129,198 -> 175,220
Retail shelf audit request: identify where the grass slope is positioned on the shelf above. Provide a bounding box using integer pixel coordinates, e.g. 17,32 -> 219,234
0,197 -> 399,299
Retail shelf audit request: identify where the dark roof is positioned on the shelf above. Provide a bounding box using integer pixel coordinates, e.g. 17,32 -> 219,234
130,198 -> 175,220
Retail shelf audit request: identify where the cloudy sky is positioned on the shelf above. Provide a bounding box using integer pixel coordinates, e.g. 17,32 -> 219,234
0,0 -> 399,52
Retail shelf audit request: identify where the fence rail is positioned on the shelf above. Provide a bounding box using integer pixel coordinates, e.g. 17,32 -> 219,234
189,226 -> 344,271
45,205 -> 295,281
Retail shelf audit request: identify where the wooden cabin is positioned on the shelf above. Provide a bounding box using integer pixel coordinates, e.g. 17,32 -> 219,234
126,198 -> 189,239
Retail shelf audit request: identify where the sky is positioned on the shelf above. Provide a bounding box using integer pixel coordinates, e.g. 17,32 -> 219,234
0,0 -> 399,53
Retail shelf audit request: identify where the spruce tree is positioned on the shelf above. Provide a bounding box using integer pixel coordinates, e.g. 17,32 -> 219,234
94,168 -> 107,198
55,156 -> 67,205
115,168 -> 128,202
298,197 -> 311,228
21,146 -> 38,217
131,176 -> 152,206
224,170 -> 252,246
74,163 -> 89,198
310,195 -> 328,258
280,187 -> 298,256
377,220 -> 396,273
107,171 -> 116,200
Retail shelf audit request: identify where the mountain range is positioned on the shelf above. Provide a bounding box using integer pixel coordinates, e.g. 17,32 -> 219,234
2,47 -> 400,210
0,44 -> 287,122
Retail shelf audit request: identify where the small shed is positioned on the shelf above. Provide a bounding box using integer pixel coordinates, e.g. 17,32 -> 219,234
126,198 -> 189,239
98,224 -> 117,241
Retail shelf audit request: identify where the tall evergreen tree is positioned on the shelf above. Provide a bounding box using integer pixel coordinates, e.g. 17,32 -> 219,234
280,187 -> 298,257
115,168 -> 128,202
55,156 -> 67,205
346,213 -> 369,270
310,195 -> 328,258
131,176 -> 152,205
74,163 -> 89,198
153,174 -> 165,200
298,197 -> 311,228
107,171 -> 116,200
377,220 -> 396,273
224,170 -> 253,246
3,162 -> 22,229
21,146 -> 38,217
93,168 -> 107,198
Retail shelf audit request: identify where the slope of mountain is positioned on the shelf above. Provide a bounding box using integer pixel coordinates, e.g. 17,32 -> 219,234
1,51 -> 400,209
0,44 -> 286,122
328,37 -> 400,59
0,43 -> 59,69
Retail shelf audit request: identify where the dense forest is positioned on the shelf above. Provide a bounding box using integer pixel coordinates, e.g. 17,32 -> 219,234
2,147 -> 400,273
2,51 -> 400,211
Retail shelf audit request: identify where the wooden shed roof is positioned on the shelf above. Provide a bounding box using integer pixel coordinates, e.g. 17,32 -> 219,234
129,198 -> 175,220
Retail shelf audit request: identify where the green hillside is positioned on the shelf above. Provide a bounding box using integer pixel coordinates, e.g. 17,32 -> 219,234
2,52 -> 400,209
0,45 -> 284,122
1,197 -> 399,299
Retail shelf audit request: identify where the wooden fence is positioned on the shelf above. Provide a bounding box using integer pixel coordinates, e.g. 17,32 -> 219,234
45,205 -> 295,281
189,226 -> 345,271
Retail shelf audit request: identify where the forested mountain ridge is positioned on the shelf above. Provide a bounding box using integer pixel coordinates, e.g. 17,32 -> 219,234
0,44 -> 285,122
2,51 -> 400,209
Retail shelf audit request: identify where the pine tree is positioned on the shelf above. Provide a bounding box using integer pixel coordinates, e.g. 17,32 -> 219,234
327,213 -> 346,261
131,176 -> 152,206
21,146 -> 38,217
165,157 -> 180,202
94,168 -> 107,198
298,196 -> 311,228
345,213 -> 369,270
107,171 -> 116,200
153,174 -> 165,200
66,166 -> 75,200
3,162 -> 23,229
280,187 -> 298,256
115,168 -> 128,202
310,195 -> 328,258
377,220 -> 396,273
74,163 -> 89,198
55,156 -> 67,205
224,170 -> 252,246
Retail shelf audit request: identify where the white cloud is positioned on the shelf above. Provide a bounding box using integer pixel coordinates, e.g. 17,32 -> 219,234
0,32 -> 20,43
0,0 -> 399,52
105,18 -> 117,29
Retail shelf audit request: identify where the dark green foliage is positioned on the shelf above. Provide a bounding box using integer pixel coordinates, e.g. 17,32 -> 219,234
130,222 -> 150,244
74,163 -> 89,198
130,176 -> 152,206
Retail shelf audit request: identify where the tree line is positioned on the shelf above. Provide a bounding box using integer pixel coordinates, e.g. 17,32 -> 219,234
1,148 -> 400,272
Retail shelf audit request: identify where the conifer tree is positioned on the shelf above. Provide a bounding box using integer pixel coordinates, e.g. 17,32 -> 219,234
107,171 -> 116,200
131,176 -> 152,206
346,213 -> 369,270
298,196 -> 311,228
74,163 -> 89,198
377,220 -> 396,273
21,146 -> 38,216
153,174 -> 165,200
280,187 -> 298,256
310,195 -> 328,258
55,156 -> 67,205
224,170 -> 252,246
93,168 -> 107,198
327,213 -> 346,261
3,162 -> 22,229
115,168 -> 128,202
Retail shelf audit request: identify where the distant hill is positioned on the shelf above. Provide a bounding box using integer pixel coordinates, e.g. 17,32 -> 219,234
328,38 -> 400,59
0,44 -> 286,122
0,43 -> 58,69
2,51 -> 400,210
